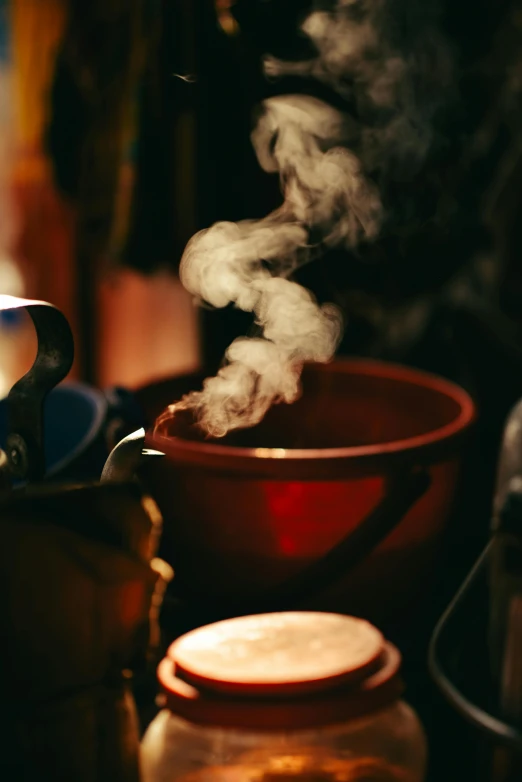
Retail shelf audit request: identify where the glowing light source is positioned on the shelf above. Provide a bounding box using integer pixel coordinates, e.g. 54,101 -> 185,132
254,448 -> 287,459
215,0 -> 239,37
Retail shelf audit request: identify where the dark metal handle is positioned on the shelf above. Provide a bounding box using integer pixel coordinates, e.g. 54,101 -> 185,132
172,467 -> 431,613
0,295 -> 74,481
429,540 -> 522,753
259,468 -> 431,611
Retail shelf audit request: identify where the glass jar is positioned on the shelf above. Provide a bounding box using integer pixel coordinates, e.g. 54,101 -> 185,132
141,612 -> 427,782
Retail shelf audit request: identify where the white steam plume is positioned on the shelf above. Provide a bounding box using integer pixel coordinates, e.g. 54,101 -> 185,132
158,0 -> 451,438
159,94 -> 381,437
265,0 -> 453,178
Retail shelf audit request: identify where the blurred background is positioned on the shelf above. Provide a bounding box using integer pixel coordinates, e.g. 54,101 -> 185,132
0,0 -> 520,526
2,0 -> 522,521
1,2 -> 522,777
0,0 -> 520,395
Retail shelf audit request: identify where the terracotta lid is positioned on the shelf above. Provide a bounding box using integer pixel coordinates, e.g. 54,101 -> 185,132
158,612 -> 403,730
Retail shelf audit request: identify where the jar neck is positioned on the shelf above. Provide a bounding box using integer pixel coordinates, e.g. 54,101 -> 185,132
158,650 -> 404,732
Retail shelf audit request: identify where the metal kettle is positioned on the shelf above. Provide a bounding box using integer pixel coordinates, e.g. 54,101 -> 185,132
429,397 -> 522,781
0,295 -> 171,782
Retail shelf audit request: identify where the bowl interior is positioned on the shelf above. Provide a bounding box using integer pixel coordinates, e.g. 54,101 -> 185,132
158,363 -> 465,450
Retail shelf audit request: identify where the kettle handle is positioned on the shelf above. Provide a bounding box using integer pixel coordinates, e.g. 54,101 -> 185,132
0,295 -> 74,482
429,477 -> 522,754
428,539 -> 522,752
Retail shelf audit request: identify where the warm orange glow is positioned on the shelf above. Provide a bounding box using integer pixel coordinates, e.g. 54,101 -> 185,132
98,270 -> 201,388
215,0 -> 239,36
254,448 -> 287,459
10,0 -> 68,151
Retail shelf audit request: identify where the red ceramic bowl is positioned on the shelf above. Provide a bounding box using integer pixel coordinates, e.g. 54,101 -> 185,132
139,359 -> 476,629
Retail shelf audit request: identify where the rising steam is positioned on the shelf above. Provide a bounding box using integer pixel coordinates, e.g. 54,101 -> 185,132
157,0 -> 452,438
265,0 -> 453,179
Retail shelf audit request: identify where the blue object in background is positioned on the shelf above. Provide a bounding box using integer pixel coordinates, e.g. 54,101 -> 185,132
0,0 -> 10,66
0,309 -> 24,329
0,382 -> 146,482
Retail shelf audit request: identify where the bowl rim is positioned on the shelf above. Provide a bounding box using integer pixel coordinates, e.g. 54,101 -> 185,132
145,358 -> 476,479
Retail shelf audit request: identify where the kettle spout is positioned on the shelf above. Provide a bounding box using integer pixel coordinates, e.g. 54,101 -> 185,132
101,428 -> 164,483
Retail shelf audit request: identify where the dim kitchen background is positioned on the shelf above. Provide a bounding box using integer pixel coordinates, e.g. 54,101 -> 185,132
0,13 -> 520,518
2,0 -> 520,521
0,0 -> 521,779
1,0 -> 521,588
0,0 -> 518,385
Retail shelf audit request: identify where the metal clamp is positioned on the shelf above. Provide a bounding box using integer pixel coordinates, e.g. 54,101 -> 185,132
0,295 -> 74,482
